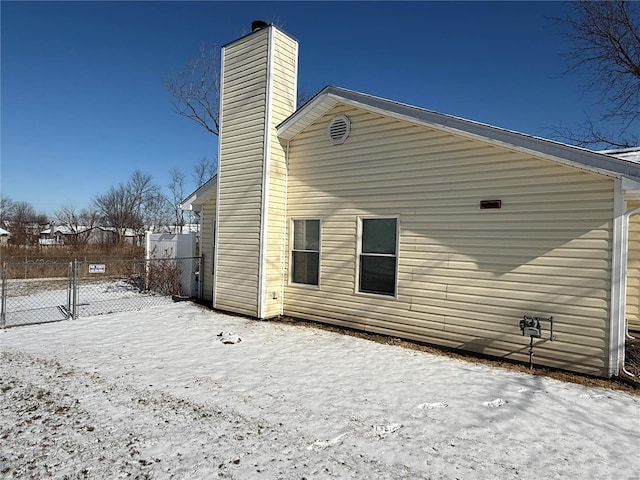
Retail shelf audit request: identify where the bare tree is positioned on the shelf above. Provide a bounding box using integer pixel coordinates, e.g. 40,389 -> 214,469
555,1 -> 640,148
193,157 -> 216,188
55,204 -> 100,246
168,169 -> 186,233
140,191 -> 172,236
94,184 -> 137,244
8,201 -> 48,246
167,43 -> 311,130
94,171 -> 166,244
0,195 -> 16,227
166,46 -> 220,136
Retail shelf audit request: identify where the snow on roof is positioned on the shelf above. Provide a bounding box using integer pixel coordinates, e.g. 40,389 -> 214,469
599,147 -> 640,164
278,86 -> 640,182
0,227 -> 9,236
41,226 -> 94,235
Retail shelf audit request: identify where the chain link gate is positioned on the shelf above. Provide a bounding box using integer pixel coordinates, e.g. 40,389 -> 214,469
1,257 -> 202,328
1,260 -> 74,328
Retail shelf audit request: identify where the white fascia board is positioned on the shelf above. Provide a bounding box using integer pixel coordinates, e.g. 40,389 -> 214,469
278,87 -> 640,182
180,175 -> 218,210
338,96 -> 628,180
277,95 -> 340,140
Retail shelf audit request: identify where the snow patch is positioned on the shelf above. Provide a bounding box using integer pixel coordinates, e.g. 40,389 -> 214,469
483,398 -> 507,408
218,332 -> 242,345
373,423 -> 402,438
517,387 -> 546,394
307,432 -> 349,451
416,402 -> 448,410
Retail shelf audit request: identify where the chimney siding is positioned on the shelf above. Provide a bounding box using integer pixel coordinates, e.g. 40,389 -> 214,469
215,26 -> 298,318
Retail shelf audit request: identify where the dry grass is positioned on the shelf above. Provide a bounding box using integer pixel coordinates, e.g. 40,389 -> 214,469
276,315 -> 640,395
626,338 -> 640,377
1,245 -> 145,280
1,244 -> 144,262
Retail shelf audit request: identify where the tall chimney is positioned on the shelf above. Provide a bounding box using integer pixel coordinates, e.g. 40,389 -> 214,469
215,23 -> 298,318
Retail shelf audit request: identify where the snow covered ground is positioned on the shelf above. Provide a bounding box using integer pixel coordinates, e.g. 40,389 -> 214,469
2,279 -> 172,327
1,303 -> 639,479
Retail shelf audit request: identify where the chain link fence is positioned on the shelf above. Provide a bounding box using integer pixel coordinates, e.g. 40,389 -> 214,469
1,257 -> 203,328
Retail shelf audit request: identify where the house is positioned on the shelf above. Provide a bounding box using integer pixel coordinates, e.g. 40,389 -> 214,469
181,22 -> 640,378
0,227 -> 10,246
39,225 -> 146,246
39,225 -> 73,245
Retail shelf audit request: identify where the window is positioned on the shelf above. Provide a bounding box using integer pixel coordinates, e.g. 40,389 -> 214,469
291,219 -> 320,286
358,217 -> 398,296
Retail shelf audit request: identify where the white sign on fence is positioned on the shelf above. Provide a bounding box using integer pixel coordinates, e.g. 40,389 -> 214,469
89,264 -> 106,274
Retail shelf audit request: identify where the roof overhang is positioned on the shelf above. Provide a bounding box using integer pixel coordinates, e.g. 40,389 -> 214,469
180,175 -> 218,211
277,86 -> 640,183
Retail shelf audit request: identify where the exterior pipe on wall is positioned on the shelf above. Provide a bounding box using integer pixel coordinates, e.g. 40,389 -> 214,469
608,179 -> 625,377
622,365 -> 636,377
279,140 -> 291,315
622,202 -> 640,343
611,201 -> 640,377
620,204 -> 640,376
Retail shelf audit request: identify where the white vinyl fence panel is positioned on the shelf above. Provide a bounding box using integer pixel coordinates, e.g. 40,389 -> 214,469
146,232 -> 198,297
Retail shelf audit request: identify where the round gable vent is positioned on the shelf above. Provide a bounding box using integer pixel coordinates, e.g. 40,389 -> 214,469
327,114 -> 351,145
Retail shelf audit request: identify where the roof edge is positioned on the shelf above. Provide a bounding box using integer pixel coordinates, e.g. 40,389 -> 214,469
180,174 -> 218,210
277,86 -> 640,182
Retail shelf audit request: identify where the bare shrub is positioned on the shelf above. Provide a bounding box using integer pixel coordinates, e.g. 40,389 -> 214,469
146,259 -> 181,296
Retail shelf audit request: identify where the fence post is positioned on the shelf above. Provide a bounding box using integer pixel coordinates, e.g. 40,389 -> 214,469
198,256 -> 204,300
67,261 -> 73,318
1,262 -> 7,328
72,259 -> 79,320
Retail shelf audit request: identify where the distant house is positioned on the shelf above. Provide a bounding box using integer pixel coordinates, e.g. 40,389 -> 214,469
40,225 -> 72,245
181,22 -> 640,378
0,227 -> 10,246
7,222 -> 46,246
601,147 -> 640,163
39,225 -> 145,246
40,225 -> 95,246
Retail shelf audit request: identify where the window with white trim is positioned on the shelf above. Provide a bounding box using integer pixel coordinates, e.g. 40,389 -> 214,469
358,217 -> 398,296
291,219 -> 320,286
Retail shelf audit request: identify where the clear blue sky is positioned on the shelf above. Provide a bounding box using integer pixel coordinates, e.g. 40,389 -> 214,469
1,1 -> 611,216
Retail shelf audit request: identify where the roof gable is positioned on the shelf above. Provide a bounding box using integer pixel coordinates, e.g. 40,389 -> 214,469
180,175 -> 218,210
277,86 -> 640,182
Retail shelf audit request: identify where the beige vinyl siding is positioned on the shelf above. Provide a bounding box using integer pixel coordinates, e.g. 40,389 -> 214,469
215,27 -> 297,318
200,189 -> 217,303
626,200 -> 640,332
215,28 -> 270,316
262,29 -> 298,318
284,105 -> 615,376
